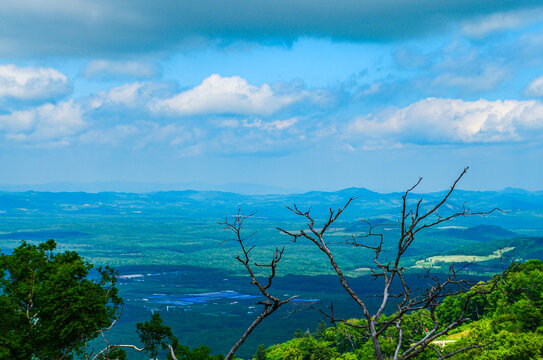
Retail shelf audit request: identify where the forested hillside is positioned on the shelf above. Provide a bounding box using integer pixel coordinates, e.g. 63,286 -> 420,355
256,260 -> 543,360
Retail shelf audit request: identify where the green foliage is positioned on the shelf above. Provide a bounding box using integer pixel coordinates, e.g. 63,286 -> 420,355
320,320 -> 368,353
255,260 -> 543,360
253,344 -> 267,360
444,260 -> 543,359
97,346 -> 127,360
436,282 -> 491,325
489,260 -> 543,331
168,337 -> 225,360
451,319 -> 543,360
266,336 -> 339,360
313,321 -> 327,340
137,312 -> 174,357
1,236 -> 541,360
0,239 -> 123,359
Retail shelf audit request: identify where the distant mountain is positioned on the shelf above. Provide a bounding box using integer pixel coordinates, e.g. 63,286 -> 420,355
0,187 -> 542,226
0,181 -> 302,195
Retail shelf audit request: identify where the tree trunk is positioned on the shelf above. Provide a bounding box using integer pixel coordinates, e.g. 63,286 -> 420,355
370,321 -> 384,360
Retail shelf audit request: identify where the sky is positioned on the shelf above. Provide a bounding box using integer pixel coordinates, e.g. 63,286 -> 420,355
1,0 -> 543,193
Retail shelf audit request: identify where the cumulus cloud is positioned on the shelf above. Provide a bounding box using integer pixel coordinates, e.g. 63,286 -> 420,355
83,60 -> 159,79
348,98 -> 543,144
0,64 -> 70,101
1,0 -> 542,56
0,100 -> 84,143
525,76 -> 543,97
150,74 -> 317,116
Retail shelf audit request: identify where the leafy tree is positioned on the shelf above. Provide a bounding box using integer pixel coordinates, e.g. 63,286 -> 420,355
253,344 -> 267,360
441,260 -> 543,360
488,259 -> 543,332
266,336 -> 339,360
137,313 -> 174,358
168,337 -> 225,360
0,239 -> 122,359
313,321 -> 327,340
0,239 -> 175,360
451,320 -> 543,360
320,320 -> 368,353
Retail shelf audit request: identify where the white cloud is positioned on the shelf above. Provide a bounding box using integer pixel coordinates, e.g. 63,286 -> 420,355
348,98 -> 543,144
218,117 -> 299,131
0,100 -> 84,143
89,82 -> 145,109
242,118 -> 298,131
84,60 -> 159,79
462,8 -> 543,38
0,64 -> 70,101
89,82 -> 173,110
525,75 -> 543,97
106,82 -> 144,106
150,74 -> 312,116
431,66 -> 508,92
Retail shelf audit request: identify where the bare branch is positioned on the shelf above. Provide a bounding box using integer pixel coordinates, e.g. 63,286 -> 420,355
437,341 -> 494,360
220,210 -> 295,360
276,168 -> 503,360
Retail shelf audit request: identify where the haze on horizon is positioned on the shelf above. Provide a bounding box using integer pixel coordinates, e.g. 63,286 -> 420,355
1,0 -> 543,192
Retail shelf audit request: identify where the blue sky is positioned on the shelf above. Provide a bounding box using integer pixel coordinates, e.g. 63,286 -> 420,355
1,0 -> 543,192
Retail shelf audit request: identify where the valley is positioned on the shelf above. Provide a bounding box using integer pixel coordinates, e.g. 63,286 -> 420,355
1,188 -> 542,358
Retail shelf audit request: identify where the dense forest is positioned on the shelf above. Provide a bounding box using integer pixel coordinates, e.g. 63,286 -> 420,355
1,240 -> 542,360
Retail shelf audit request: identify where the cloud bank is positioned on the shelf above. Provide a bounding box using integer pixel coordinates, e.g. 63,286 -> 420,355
349,98 -> 543,144
3,66 -> 543,154
1,0 -> 542,56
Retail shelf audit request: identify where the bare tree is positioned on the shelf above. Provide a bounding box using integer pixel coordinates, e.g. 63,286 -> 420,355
219,211 -> 297,360
275,167 -> 502,360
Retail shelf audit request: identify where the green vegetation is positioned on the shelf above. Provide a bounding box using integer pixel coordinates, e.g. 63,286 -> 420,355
0,239 -> 123,359
413,247 -> 515,268
0,240 -> 179,359
1,188 -> 542,358
2,239 -> 542,359
250,260 -> 543,360
1,189 -> 541,279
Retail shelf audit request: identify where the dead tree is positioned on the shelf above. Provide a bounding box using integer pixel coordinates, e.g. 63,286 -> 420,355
219,211 -> 297,360
278,167 -> 501,360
